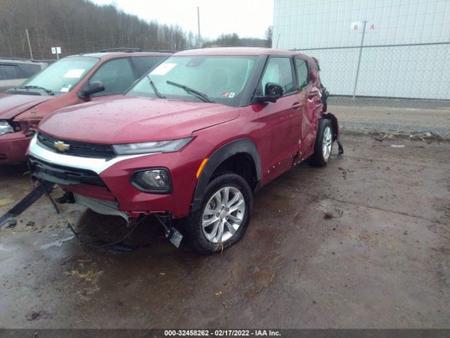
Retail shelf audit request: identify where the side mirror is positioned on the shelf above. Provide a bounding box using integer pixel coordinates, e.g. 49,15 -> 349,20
78,81 -> 105,100
254,82 -> 284,103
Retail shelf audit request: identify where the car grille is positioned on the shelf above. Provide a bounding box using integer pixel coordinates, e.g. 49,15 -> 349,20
37,133 -> 115,159
29,156 -> 106,187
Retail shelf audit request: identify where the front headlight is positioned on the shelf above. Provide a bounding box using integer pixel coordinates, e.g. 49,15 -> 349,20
113,137 -> 192,155
131,168 -> 172,193
0,121 -> 14,136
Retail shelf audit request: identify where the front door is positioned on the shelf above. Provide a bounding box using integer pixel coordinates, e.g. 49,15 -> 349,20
253,56 -> 300,181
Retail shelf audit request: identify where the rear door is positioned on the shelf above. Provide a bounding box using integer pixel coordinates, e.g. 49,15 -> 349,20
294,56 -> 322,156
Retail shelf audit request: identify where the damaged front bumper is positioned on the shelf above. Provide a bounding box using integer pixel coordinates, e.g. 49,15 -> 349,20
73,193 -> 129,223
28,135 -> 197,220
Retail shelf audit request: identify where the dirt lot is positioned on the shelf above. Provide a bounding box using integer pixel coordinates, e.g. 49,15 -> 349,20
330,97 -> 450,138
0,100 -> 449,329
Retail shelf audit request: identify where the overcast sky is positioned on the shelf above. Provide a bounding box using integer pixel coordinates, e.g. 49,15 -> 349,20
91,0 -> 273,39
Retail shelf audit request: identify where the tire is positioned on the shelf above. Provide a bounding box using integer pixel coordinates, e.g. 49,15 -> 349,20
186,173 -> 253,254
309,118 -> 333,167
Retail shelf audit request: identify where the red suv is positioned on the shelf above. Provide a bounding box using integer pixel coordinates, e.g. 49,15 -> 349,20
0,51 -> 170,163
29,48 -> 339,254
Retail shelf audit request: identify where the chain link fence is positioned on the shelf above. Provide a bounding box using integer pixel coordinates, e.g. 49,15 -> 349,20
295,41 -> 450,100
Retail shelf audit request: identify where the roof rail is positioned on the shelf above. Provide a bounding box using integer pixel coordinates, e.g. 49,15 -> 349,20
0,57 -> 48,64
0,56 -> 29,61
99,47 -> 142,53
153,50 -> 177,53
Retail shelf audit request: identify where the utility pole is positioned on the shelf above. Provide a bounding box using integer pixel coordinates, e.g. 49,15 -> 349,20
25,29 -> 33,60
197,6 -> 201,47
352,20 -> 367,100
275,34 -> 281,48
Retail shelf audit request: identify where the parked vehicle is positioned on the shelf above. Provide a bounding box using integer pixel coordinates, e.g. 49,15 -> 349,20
0,51 -> 170,163
29,47 -> 340,254
0,58 -> 47,92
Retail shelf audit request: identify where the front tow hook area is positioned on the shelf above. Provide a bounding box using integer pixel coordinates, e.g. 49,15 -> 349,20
57,192 -> 184,250
66,213 -> 184,252
1,183 -> 184,251
155,214 -> 184,248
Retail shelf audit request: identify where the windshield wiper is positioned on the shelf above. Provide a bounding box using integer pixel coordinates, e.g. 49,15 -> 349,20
146,75 -> 165,99
5,87 -> 41,96
21,85 -> 54,96
166,80 -> 214,103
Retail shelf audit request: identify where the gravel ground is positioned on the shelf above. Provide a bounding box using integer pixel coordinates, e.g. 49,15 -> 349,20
329,97 -> 450,139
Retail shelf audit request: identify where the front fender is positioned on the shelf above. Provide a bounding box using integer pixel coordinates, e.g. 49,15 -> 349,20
191,138 -> 261,212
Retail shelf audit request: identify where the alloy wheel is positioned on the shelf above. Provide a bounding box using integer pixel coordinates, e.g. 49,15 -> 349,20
322,126 -> 333,161
201,186 -> 246,243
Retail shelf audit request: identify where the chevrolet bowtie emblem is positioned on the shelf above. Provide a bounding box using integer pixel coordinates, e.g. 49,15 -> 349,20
54,141 -> 70,152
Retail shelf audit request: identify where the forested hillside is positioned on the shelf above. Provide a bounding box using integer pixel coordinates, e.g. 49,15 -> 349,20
0,0 -> 195,59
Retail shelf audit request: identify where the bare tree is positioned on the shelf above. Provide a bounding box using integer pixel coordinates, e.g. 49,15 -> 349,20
0,0 -> 194,59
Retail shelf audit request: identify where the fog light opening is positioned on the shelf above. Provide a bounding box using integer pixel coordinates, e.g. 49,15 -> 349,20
131,168 -> 172,193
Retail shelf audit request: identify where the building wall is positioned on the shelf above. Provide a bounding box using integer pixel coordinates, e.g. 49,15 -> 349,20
272,0 -> 450,99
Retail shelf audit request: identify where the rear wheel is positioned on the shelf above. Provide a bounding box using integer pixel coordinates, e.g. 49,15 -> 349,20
186,173 -> 253,254
310,119 -> 333,167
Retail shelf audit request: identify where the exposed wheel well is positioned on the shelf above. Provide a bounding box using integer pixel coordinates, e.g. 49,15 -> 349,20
210,153 -> 258,191
322,113 -> 339,141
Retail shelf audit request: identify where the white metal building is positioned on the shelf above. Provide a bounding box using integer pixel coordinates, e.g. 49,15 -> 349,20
272,0 -> 450,100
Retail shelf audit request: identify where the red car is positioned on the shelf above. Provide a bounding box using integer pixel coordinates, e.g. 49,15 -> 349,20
0,51 -> 170,163
29,48 -> 340,254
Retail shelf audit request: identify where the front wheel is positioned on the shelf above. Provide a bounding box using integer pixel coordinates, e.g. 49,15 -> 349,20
309,119 -> 333,167
186,173 -> 253,254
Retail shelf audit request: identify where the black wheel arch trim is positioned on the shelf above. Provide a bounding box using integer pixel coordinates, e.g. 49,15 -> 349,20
322,112 -> 339,141
191,138 -> 262,212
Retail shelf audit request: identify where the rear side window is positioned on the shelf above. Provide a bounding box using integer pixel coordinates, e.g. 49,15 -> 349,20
259,57 -> 295,95
89,58 -> 135,96
19,63 -> 42,78
295,58 -> 309,89
0,64 -> 19,80
131,56 -> 166,77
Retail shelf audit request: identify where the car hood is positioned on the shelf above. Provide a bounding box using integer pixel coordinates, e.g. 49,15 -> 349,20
0,93 -> 52,120
39,96 -> 240,144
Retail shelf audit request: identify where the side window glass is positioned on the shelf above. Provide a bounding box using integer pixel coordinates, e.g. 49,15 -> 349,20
131,56 -> 166,77
295,58 -> 309,89
0,64 -> 19,80
89,58 -> 135,96
259,57 -> 295,95
20,64 -> 42,78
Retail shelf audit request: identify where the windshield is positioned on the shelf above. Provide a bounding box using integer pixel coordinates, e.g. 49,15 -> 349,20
127,55 -> 257,106
23,56 -> 98,94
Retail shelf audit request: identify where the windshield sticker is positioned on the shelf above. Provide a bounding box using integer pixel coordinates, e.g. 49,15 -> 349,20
151,63 -> 176,76
222,91 -> 235,98
63,69 -> 86,79
60,84 -> 72,92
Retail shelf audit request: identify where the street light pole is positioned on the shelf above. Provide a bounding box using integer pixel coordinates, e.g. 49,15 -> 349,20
197,6 -> 201,47
25,29 -> 33,60
352,20 -> 367,100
